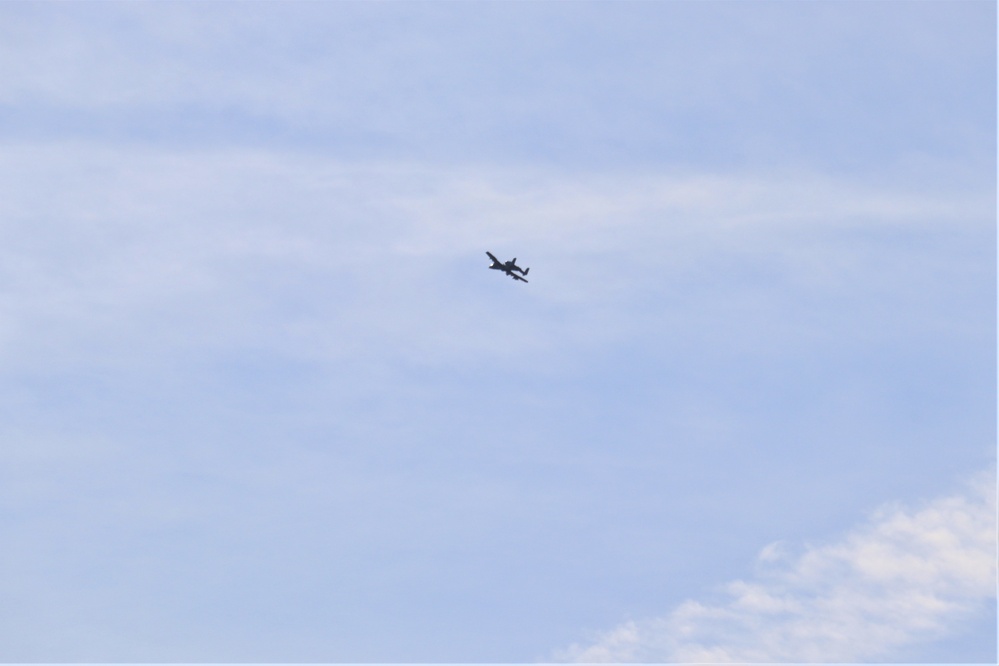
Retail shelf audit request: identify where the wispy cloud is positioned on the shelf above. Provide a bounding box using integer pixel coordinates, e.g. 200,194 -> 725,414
2,3 -> 991,171
0,142 -> 989,377
555,472 -> 997,662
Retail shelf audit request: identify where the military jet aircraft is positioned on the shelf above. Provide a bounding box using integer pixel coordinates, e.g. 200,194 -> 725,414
486,251 -> 529,282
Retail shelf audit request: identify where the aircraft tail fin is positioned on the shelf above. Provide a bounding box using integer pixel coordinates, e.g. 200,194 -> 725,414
523,267 -> 529,276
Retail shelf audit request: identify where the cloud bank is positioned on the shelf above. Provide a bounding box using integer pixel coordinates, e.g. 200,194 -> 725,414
556,472 -> 997,662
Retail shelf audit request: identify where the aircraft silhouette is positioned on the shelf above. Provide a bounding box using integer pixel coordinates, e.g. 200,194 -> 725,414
486,251 -> 529,283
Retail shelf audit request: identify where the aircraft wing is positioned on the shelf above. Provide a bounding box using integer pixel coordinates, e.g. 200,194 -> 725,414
485,251 -> 500,263
511,273 -> 528,283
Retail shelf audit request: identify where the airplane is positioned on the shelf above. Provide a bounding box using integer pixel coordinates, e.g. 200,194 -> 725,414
486,251 -> 529,283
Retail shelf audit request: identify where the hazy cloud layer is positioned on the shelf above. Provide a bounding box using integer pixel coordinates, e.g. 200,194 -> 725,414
1,3 -> 992,170
1,140 -> 992,660
1,3 -> 993,657
0,142 -> 990,373
556,473 -> 997,662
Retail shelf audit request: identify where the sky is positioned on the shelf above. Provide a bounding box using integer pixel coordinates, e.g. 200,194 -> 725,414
0,1 -> 995,662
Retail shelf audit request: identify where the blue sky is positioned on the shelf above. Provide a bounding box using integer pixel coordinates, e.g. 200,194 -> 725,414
0,1 -> 994,662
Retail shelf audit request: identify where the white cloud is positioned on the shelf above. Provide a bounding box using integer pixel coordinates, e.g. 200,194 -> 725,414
555,472 -> 997,662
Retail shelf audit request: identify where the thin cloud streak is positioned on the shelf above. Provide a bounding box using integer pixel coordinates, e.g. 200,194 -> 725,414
0,142 -> 989,375
555,472 -> 997,662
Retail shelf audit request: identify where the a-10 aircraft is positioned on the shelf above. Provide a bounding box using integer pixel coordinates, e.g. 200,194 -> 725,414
486,251 -> 529,283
